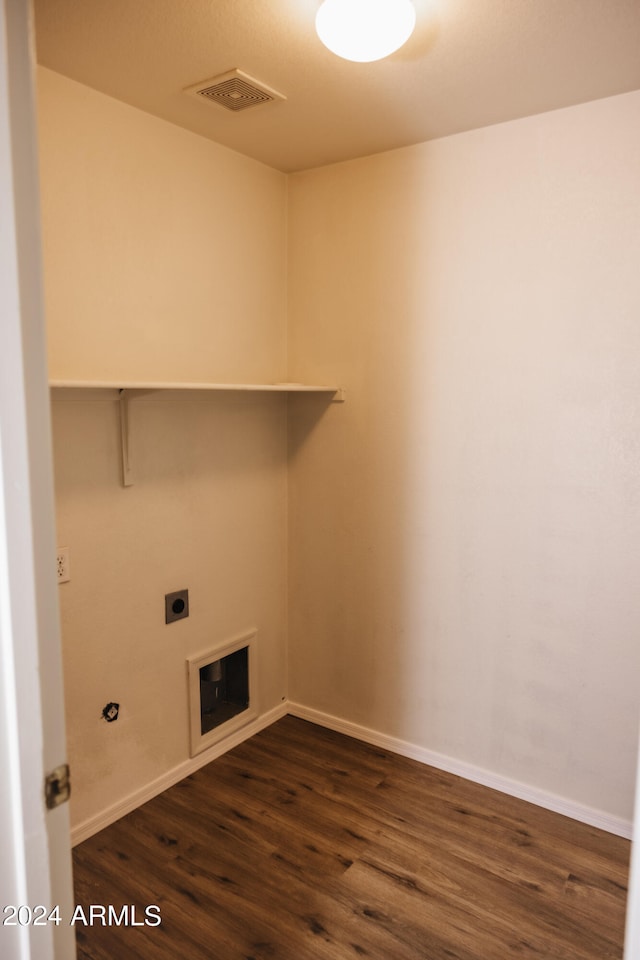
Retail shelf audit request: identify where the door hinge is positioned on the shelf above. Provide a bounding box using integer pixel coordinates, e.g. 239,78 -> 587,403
45,763 -> 70,810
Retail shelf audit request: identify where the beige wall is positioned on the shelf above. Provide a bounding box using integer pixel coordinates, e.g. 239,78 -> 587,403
38,68 -> 287,384
287,91 -> 640,822
51,391 -> 288,831
38,69 -> 289,830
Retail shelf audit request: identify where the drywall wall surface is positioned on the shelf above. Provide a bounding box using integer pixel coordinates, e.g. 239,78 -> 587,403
51,391 -> 288,828
37,67 -> 287,383
38,68 -> 289,829
287,90 -> 640,821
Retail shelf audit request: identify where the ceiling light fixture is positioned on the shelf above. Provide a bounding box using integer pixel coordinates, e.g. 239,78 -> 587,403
315,0 -> 416,63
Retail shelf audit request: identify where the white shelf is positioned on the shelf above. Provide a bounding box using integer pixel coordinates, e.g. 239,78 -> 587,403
49,379 -> 345,486
49,379 -> 344,399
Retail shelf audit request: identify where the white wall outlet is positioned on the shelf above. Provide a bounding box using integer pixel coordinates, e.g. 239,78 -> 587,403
56,547 -> 70,584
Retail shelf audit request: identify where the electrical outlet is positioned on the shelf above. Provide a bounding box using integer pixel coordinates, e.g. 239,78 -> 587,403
56,547 -> 70,584
165,589 -> 189,624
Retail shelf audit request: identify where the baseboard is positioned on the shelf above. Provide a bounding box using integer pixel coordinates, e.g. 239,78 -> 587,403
287,702 -> 633,840
72,698 -> 632,845
70,701 -> 288,846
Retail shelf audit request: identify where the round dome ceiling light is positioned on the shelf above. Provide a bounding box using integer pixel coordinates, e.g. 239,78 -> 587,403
315,0 -> 416,63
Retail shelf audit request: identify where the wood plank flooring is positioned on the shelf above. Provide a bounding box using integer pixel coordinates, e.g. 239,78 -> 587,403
71,716 -> 630,959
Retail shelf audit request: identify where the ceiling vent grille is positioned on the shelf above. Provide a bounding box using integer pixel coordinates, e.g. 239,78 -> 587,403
186,69 -> 285,113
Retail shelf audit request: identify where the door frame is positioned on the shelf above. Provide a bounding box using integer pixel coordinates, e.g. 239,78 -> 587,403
0,0 -> 74,957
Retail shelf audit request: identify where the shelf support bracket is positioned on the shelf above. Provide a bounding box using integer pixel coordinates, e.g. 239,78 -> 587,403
119,389 -> 134,487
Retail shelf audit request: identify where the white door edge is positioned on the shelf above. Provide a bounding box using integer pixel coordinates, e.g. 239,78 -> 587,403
0,0 -> 75,957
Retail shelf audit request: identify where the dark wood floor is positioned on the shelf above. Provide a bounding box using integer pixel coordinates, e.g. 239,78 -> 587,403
72,716 -> 630,959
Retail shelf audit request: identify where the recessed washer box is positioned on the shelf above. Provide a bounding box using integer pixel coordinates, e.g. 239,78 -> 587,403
187,630 -> 257,757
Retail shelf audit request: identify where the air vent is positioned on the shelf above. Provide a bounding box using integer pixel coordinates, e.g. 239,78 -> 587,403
185,69 -> 286,113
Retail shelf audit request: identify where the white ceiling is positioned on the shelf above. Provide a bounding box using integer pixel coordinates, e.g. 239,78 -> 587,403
33,0 -> 640,173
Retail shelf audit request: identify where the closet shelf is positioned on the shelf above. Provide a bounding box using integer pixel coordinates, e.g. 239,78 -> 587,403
49,379 -> 345,487
49,379 -> 345,400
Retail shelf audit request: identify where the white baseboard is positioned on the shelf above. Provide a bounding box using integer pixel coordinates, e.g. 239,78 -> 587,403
287,702 -> 633,840
71,701 -> 288,846
72,698 -> 632,846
